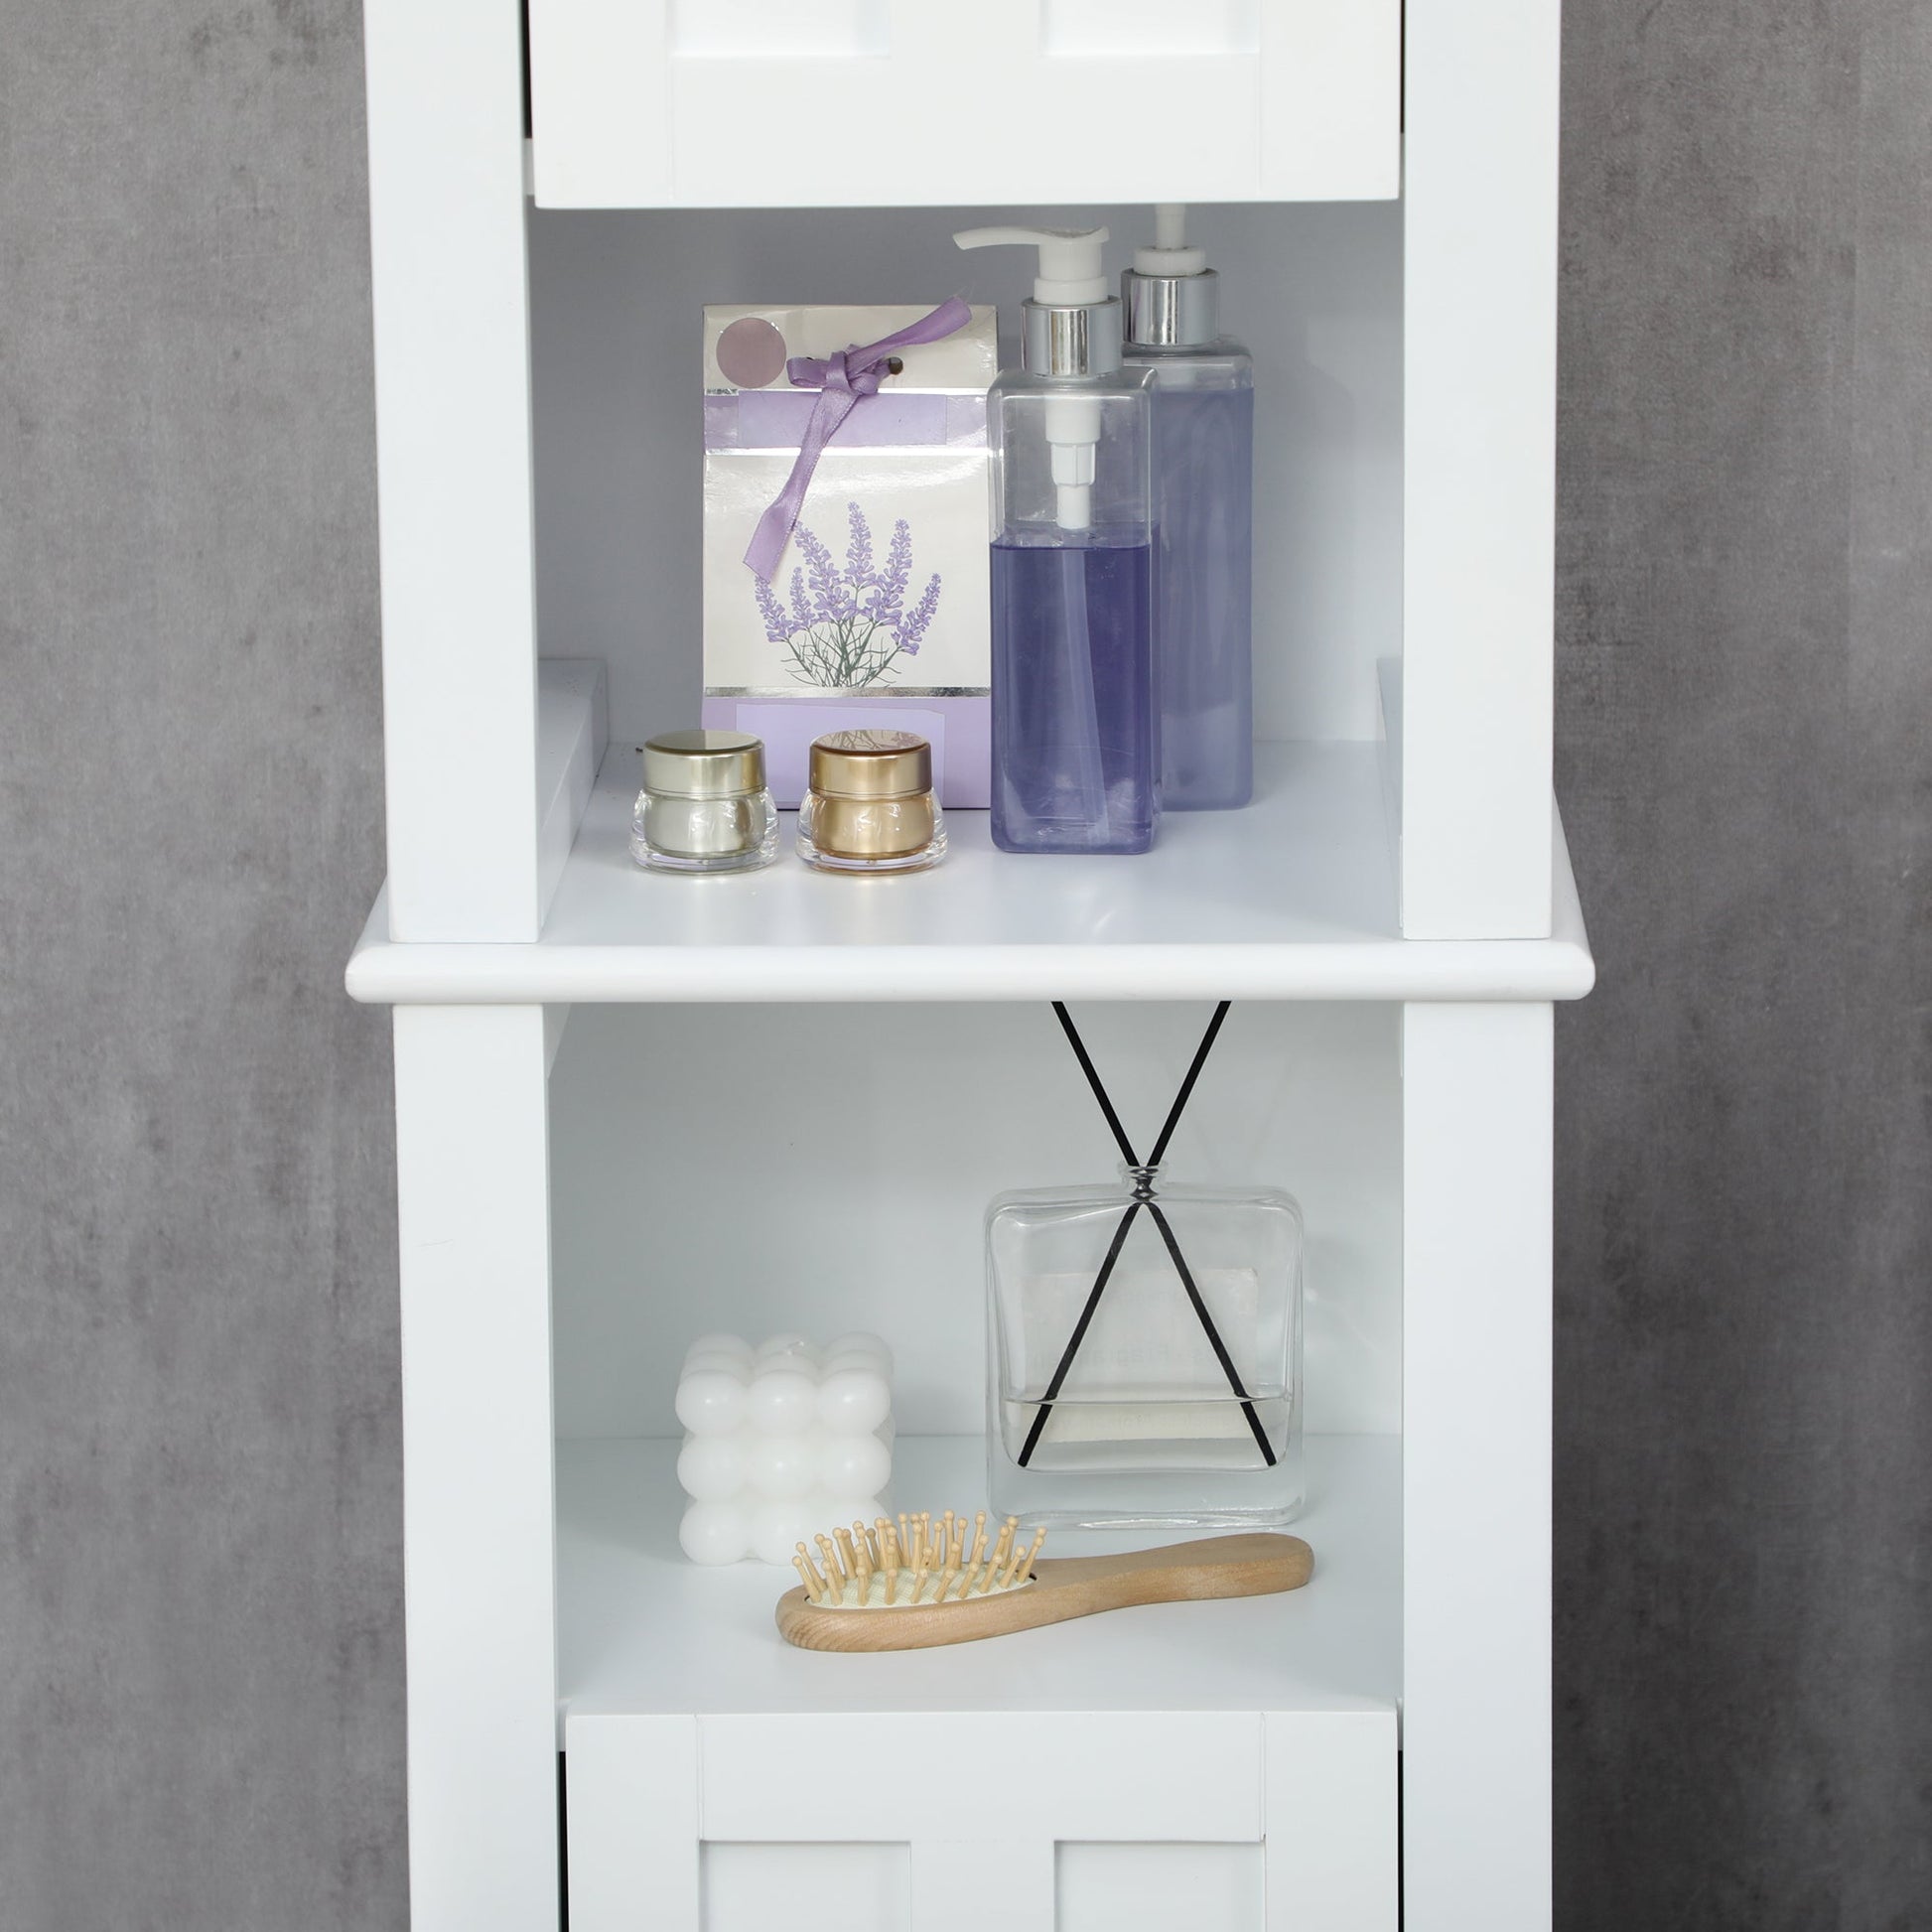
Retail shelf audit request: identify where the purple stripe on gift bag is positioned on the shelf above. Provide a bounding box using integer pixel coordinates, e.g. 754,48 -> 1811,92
704,390 -> 986,453
702,693 -> 991,809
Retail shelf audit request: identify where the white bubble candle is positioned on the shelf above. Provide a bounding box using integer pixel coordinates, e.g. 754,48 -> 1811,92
675,1331 -> 895,1565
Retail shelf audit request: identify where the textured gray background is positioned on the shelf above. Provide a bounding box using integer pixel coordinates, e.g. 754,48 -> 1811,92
3,5 -> 1927,1931
1555,2 -> 1932,1925
1,2 -> 403,1927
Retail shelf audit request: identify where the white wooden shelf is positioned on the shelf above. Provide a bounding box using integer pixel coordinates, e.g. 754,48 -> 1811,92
557,1434 -> 1400,1728
346,740 -> 1593,1005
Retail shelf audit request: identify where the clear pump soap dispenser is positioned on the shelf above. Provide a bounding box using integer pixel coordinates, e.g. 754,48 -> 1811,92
1122,205 -> 1254,811
954,225 -> 1159,855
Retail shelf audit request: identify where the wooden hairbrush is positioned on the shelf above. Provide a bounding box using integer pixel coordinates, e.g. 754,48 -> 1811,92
778,1507 -> 1312,1652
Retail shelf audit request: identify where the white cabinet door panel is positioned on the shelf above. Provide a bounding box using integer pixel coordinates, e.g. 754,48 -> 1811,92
566,1707 -> 1395,1931
704,1842 -> 911,1932
1058,1842 -> 1264,1932
529,0 -> 1400,207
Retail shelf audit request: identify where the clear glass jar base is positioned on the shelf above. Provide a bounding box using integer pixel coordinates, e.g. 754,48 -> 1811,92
631,785 -> 779,873
629,831 -> 776,874
989,1442 -> 1304,1532
1002,1502 -> 1305,1533
795,829 -> 946,874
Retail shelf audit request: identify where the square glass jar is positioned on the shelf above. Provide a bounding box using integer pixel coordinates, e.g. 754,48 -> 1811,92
986,1167 -> 1304,1530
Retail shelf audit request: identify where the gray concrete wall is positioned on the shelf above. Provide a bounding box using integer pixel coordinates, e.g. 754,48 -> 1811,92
1555,2 -> 1932,1923
0,2 -> 406,1926
2,2 -> 1925,1928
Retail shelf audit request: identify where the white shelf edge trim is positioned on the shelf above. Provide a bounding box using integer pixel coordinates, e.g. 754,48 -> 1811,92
344,819 -> 1591,1007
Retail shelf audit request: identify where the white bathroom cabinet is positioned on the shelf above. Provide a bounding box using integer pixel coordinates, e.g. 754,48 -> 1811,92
349,5 -> 1584,1928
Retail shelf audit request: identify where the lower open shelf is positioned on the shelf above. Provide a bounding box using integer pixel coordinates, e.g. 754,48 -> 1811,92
556,1434 -> 1400,1727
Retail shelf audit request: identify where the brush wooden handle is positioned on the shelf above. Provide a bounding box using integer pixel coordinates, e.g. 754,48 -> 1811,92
775,1532 -> 1312,1652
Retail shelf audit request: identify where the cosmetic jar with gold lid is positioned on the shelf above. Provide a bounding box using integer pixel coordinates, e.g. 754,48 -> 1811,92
630,730 -> 779,874
796,730 -> 947,874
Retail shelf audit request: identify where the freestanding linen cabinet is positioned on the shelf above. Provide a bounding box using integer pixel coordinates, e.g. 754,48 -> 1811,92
345,5 -> 1590,1927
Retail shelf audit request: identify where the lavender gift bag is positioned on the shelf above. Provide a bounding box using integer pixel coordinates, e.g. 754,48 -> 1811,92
702,303 -> 998,808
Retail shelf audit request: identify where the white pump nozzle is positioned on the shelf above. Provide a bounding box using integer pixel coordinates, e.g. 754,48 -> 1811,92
954,225 -> 1114,530
953,225 -> 1110,306
1133,203 -> 1207,279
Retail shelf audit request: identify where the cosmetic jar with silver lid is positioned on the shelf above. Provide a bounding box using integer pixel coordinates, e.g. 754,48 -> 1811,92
795,730 -> 947,874
630,730 -> 779,874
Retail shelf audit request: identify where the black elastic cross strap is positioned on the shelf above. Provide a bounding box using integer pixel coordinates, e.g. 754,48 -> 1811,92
1147,998 -> 1230,1169
1014,1197 -> 1143,1468
1145,1197 -> 1275,1463
1051,1002 -> 1138,1168
1017,1002 -> 1276,1469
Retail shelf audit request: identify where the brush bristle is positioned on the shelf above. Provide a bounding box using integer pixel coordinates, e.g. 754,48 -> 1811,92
793,1512 -> 1044,1608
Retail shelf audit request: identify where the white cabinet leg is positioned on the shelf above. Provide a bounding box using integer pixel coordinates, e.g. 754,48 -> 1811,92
1402,1003 -> 1554,1929
394,1006 -> 558,1931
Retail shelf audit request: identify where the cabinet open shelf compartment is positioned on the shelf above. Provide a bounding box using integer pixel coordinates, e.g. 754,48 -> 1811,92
548,989 -> 1403,1712
354,197 -> 1590,990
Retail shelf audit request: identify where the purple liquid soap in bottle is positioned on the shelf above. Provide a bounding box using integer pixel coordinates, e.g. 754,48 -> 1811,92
955,225 -> 1159,855
1123,206 -> 1254,810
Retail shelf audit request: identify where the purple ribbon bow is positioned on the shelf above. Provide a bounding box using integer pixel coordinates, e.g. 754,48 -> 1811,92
743,297 -> 973,583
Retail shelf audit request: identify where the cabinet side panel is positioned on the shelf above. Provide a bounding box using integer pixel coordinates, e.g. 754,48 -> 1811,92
1402,1004 -> 1554,1929
1403,4 -> 1560,936
393,1008 -> 558,1930
364,0 -> 539,939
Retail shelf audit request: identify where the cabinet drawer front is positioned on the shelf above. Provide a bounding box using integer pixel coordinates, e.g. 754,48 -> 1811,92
698,1712 -> 1263,1844
565,1709 -> 1398,1932
529,1 -> 1400,207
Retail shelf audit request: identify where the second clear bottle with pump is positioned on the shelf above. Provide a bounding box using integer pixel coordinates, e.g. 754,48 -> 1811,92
1123,206 -> 1255,811
955,225 -> 1159,856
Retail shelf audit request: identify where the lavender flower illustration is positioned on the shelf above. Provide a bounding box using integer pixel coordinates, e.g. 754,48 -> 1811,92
754,501 -> 942,688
